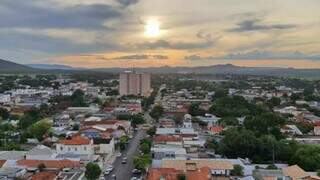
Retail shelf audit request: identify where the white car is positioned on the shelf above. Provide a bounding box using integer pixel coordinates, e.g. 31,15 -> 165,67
106,165 -> 113,172
116,153 -> 122,157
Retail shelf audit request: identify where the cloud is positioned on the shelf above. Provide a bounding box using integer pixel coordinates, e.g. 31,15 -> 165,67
184,55 -> 203,60
214,50 -> 320,60
112,54 -> 169,60
131,32 -> 219,50
229,19 -> 296,32
116,0 -> 139,7
0,0 -> 122,29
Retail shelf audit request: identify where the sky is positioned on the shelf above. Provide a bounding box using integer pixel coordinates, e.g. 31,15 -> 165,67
1,0 -> 320,68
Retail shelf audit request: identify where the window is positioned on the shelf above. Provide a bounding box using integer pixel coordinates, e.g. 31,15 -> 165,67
68,147 -> 71,151
60,147 -> 63,151
84,146 -> 87,151
75,147 -> 77,151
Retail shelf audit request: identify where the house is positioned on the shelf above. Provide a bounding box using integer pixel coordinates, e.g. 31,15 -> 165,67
197,114 -> 220,127
82,120 -> 131,133
151,145 -> 187,159
158,118 -> 175,128
56,135 -> 94,155
283,165 -> 320,180
209,126 -> 224,135
161,159 -> 233,176
187,167 -> 212,180
31,172 -> 57,180
154,135 -> 183,146
314,126 -> 320,135
147,168 -> 182,180
253,169 -> 289,180
281,125 -> 303,136
26,145 -> 56,160
17,159 -> 81,169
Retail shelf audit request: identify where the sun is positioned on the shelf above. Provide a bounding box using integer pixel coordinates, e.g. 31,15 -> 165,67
145,19 -> 160,37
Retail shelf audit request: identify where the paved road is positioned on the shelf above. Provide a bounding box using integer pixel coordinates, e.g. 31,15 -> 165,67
105,129 -> 146,180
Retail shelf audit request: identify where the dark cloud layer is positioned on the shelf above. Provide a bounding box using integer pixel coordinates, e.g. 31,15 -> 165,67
0,0 -> 122,29
112,54 -> 169,60
229,19 -> 296,32
116,0 -> 139,7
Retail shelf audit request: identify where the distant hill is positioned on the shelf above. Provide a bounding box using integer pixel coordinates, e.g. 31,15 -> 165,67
0,59 -> 35,73
1,59 -> 320,78
93,64 -> 320,78
26,64 -> 76,70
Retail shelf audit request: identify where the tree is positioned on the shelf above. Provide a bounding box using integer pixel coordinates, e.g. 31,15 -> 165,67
119,135 -> 129,151
71,89 -> 88,107
218,128 -> 259,160
150,105 -> 164,120
290,145 -> 320,171
188,103 -> 205,116
219,116 -> 238,126
0,108 -> 9,120
231,164 -> 244,176
267,97 -> 281,108
38,163 -> 46,172
18,108 -> 42,129
85,162 -> 101,180
209,96 -> 251,117
177,173 -> 186,180
213,88 -> 228,99
140,139 -> 152,154
146,126 -> 156,137
244,113 -> 285,139
28,120 -> 51,141
133,155 -> 151,171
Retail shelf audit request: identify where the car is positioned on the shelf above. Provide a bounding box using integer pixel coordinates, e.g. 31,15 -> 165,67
116,153 -> 122,157
106,165 -> 113,172
121,159 -> 127,164
111,174 -> 116,179
132,169 -> 142,175
104,170 -> 111,175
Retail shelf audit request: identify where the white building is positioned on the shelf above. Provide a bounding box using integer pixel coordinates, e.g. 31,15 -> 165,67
56,135 -> 94,155
0,94 -> 11,104
119,71 -> 151,96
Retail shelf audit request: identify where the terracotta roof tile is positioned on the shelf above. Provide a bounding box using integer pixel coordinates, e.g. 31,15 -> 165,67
154,135 -> 183,143
31,172 -> 57,180
147,168 -> 182,180
59,135 -> 91,145
187,167 -> 211,180
283,165 -> 310,179
0,160 -> 6,168
17,159 -> 80,169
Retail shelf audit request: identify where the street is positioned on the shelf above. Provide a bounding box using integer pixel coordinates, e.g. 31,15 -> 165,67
105,129 -> 146,180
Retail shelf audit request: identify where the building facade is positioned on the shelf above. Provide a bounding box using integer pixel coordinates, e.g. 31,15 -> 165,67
119,71 -> 151,96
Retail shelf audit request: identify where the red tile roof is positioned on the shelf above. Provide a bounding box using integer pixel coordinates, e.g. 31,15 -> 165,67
187,167 -> 211,180
59,135 -> 91,145
154,135 -> 183,143
17,159 -> 81,169
31,172 -> 57,180
210,126 -> 224,134
148,168 -> 182,180
0,160 -> 6,168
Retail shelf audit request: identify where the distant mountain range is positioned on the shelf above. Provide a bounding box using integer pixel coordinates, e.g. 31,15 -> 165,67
26,64 -> 79,70
1,59 -> 320,78
0,59 -> 35,73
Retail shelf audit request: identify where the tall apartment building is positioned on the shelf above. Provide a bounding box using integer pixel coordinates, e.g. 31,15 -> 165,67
119,71 -> 151,96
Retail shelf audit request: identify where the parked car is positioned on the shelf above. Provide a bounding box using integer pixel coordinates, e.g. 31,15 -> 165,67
132,169 -> 142,175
